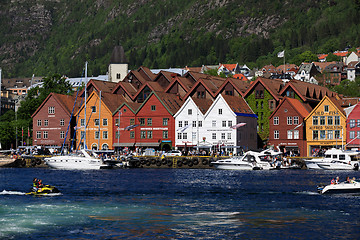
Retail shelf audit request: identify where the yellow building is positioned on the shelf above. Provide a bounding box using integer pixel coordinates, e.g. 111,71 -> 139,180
304,96 -> 346,156
75,91 -> 125,150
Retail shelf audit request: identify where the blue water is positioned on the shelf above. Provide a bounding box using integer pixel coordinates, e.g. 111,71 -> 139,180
0,168 -> 360,239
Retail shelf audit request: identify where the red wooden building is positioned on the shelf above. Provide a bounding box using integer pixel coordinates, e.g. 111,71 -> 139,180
268,97 -> 311,157
346,101 -> 360,150
31,93 -> 80,149
113,92 -> 183,151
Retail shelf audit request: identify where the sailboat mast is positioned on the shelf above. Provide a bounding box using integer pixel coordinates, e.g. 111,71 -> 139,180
84,61 -> 88,149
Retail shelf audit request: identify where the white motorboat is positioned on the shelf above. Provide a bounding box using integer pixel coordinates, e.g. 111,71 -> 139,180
305,148 -> 360,170
317,180 -> 360,194
44,149 -> 110,170
212,150 -> 282,170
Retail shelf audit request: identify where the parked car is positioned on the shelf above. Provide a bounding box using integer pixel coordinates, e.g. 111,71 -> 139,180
164,150 -> 182,156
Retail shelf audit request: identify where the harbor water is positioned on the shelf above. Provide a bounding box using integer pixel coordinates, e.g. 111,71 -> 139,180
0,168 -> 360,239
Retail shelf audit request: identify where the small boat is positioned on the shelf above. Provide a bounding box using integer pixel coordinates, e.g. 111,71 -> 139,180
44,149 -> 111,170
317,161 -> 359,170
212,150 -> 282,170
26,185 -> 60,195
317,180 -> 360,194
305,148 -> 360,170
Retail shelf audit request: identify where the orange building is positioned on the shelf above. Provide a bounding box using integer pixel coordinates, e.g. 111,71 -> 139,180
75,91 -> 125,150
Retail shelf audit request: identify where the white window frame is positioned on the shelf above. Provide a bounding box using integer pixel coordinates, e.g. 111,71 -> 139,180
273,116 -> 279,125
274,130 -> 279,139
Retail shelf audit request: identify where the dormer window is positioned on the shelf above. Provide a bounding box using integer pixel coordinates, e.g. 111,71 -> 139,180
116,73 -> 121,79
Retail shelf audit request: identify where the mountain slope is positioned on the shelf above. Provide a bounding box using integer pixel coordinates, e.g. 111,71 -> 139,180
0,0 -> 359,77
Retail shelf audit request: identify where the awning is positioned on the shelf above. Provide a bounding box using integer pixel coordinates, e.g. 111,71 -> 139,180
113,143 -> 135,147
135,142 -> 160,147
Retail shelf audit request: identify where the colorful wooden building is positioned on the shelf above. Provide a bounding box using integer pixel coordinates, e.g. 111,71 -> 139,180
304,96 -> 347,156
346,102 -> 360,150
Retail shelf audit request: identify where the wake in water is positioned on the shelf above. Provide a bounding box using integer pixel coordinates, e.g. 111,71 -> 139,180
0,190 -> 26,195
0,190 -> 62,196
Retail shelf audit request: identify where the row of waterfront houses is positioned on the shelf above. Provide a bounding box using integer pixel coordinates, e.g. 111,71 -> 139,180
30,46 -> 360,156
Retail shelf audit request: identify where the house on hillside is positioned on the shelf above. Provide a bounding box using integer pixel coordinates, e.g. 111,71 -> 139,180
345,51 -> 360,65
217,63 -> 240,76
294,63 -> 320,83
346,61 -> 360,81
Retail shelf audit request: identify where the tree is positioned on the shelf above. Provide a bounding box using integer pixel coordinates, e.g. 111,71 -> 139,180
326,53 -> 341,62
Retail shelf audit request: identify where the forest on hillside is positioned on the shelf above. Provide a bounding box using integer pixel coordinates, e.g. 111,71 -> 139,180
0,0 -> 360,77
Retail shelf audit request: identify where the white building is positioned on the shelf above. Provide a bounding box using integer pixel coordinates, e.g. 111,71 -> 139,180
174,94 -> 257,154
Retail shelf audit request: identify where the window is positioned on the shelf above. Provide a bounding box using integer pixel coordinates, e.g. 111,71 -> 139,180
188,109 -> 192,115
335,116 -> 340,125
183,133 -> 187,139
80,119 -> 85,126
91,106 -> 96,113
357,131 -> 360,139
81,131 -> 85,139
163,118 -> 169,126
103,119 -> 108,126
313,130 -> 318,140
115,131 -> 120,139
313,116 -> 318,125
178,132 -> 182,139
228,121 -> 232,127
261,101 -> 263,109
324,105 -> 329,113
192,132 -> 197,140
198,121 -> 203,127
274,130 -> 279,139
221,133 -> 226,139
94,119 -> 100,126
320,130 -> 326,139
130,131 -> 135,139
192,121 -> 197,127
95,131 -> 100,139
44,120 -> 48,126
60,131 -> 65,139
130,119 -> 135,125
147,131 -> 152,139
103,131 -> 108,139
350,131 -> 355,139
320,116 -> 325,126
151,105 -> 156,111
48,107 -> 55,114
335,130 -> 340,139
218,109 -> 223,115
227,133 -> 232,139
43,131 -> 48,139
212,133 -> 216,139
179,121 -> 183,127
36,131 -> 41,139
141,131 -> 146,139
147,118 -> 152,126
212,120 -> 216,127
357,120 -> 360,127
327,116 -> 333,125
222,121 -> 227,127
327,130 -> 333,140
163,130 -> 168,139
273,117 -> 279,125
139,118 -> 145,126
293,116 -> 299,125
184,121 -> 188,126
294,130 -> 299,139
116,73 -> 121,79
287,117 -> 292,125
60,119 -> 65,126
350,119 -> 356,128
287,130 -> 293,139
37,120 -> 42,126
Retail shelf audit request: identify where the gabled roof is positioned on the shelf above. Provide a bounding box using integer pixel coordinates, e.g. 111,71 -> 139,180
136,91 -> 184,116
279,80 -> 337,102
232,73 -> 247,80
138,66 -> 157,81
31,93 -> 79,118
79,79 -> 117,97
222,95 -> 255,115
313,61 -> 337,72
192,97 -> 214,115
113,101 -> 142,115
132,81 -> 166,100
304,96 -> 346,121
276,64 -> 298,73
269,97 -> 310,120
164,75 -> 194,93
243,77 -> 283,101
347,101 -> 360,118
215,77 -> 250,97
347,61 -> 360,69
219,63 -> 238,72
110,45 -> 128,64
333,51 -> 348,57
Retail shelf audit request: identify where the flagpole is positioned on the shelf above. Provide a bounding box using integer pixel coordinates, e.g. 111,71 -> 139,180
283,50 -> 285,75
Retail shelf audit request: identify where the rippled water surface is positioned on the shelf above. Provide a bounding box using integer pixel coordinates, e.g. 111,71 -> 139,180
0,168 -> 360,239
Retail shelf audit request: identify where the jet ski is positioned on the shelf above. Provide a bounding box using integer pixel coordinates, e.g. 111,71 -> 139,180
26,185 -> 60,195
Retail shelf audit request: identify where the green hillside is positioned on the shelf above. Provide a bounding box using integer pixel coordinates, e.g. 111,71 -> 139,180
0,0 -> 360,77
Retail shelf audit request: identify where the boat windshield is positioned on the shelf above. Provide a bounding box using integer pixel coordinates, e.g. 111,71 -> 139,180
85,150 -> 97,158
